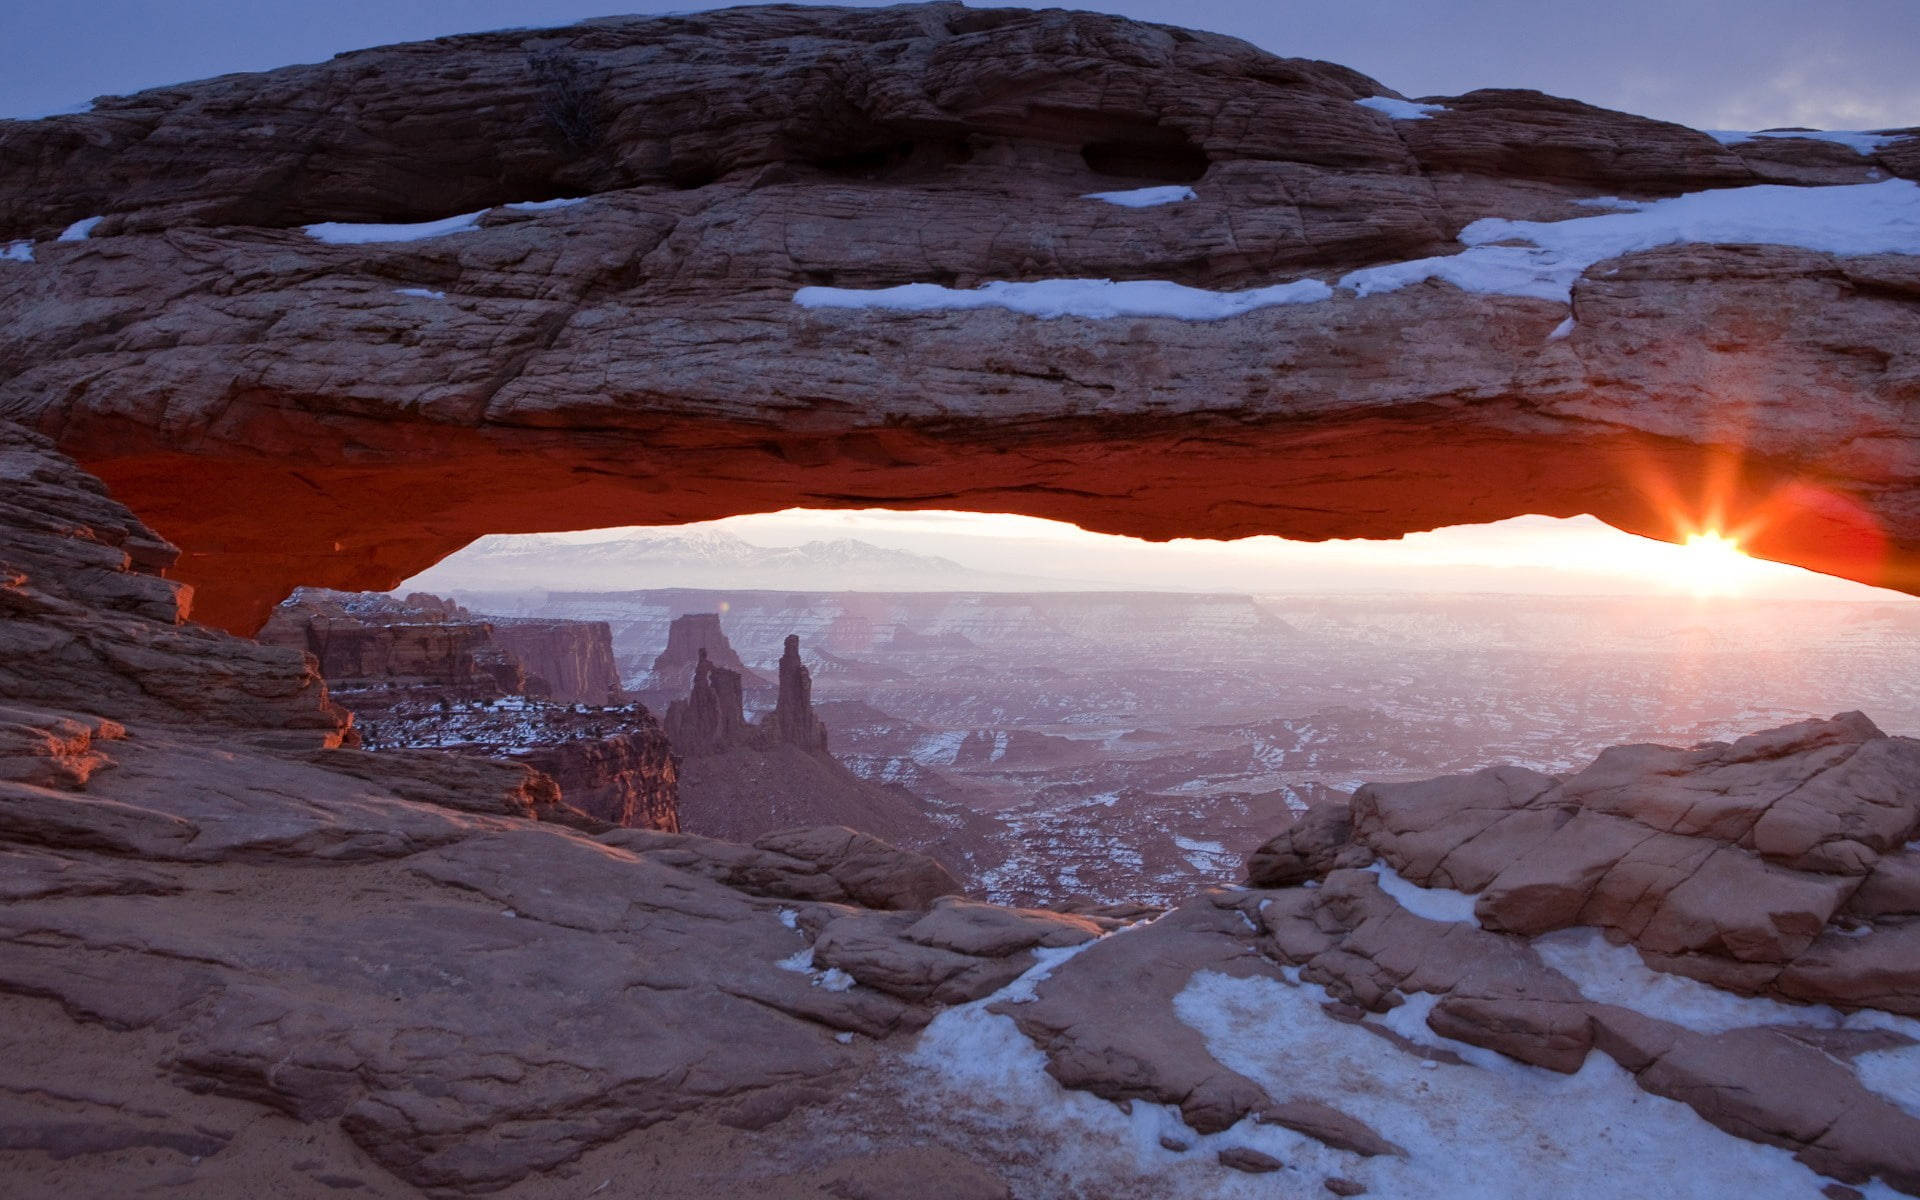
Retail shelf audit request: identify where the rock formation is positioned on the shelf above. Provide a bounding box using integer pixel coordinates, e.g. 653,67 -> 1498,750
1248,710 -> 1920,1014
770,633 -> 829,752
0,5 -> 1914,630
0,423 -> 351,744
663,630 -> 1001,881
259,589 -> 525,704
1213,711 -> 1920,1189
265,588 -> 678,829
0,425 -> 1003,1195
647,611 -> 767,698
662,647 -> 752,754
8,8 -> 1920,1197
483,616 -> 624,705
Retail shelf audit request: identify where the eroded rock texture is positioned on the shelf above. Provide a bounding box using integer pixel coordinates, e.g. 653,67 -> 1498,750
0,4 -> 1914,630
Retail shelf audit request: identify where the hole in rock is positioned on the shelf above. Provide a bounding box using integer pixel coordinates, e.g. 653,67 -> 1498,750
270,510 -> 1920,910
1080,130 -> 1210,182
805,137 -> 976,182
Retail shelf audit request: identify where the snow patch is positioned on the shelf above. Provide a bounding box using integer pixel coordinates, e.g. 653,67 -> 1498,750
777,908 -> 799,930
1172,834 -> 1234,875
776,948 -> 816,973
1547,316 -> 1575,340
1536,927 -> 1920,1042
1366,861 -> 1480,924
777,945 -> 857,991
815,967 -> 856,992
1,240 -> 32,263
1082,185 -> 1197,208
794,277 -> 1334,321
57,216 -> 103,241
503,197 -> 588,211
393,287 -> 447,300
794,180 -> 1920,322
912,730 -> 969,765
1707,129 -> 1907,155
1856,1044 -> 1920,1121
304,209 -> 487,244
1355,96 -> 1448,121
1175,970 -> 1871,1199
1341,179 -> 1920,304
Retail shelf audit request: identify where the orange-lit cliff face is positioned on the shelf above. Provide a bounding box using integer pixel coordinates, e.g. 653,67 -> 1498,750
78,408 -> 1920,635
2,5 -> 1917,631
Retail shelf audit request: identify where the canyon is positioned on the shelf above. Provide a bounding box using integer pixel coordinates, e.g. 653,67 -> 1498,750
4,4 -> 1920,1198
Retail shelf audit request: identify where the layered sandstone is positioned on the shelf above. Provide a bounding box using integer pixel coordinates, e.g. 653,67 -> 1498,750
259,589 -> 524,704
0,5 -> 1913,630
486,615 -> 624,705
263,589 -> 678,829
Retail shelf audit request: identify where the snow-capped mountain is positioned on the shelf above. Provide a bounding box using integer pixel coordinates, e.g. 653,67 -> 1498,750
403,528 -> 1062,592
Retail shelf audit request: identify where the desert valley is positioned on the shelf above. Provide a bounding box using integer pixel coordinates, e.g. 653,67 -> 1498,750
4,3 -> 1920,1197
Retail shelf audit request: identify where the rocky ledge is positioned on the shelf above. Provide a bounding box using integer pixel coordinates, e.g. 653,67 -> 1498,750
0,4 -> 1915,629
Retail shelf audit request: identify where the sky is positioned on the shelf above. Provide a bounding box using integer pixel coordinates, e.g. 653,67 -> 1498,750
10,1 -> 1917,601
3,0 -> 1919,131
499,510 -> 1915,602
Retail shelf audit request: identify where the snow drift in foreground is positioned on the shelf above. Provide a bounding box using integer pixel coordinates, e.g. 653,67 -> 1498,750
795,178 -> 1920,317
903,901 -> 1917,1198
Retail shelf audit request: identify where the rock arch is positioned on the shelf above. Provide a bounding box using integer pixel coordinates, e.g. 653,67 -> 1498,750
0,3 -> 1915,632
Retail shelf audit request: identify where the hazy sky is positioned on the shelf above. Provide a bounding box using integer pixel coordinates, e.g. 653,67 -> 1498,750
494,511 -> 1916,602
4,0 -> 1918,131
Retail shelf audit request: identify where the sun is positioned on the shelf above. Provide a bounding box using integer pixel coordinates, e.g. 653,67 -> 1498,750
1669,530 -> 1758,596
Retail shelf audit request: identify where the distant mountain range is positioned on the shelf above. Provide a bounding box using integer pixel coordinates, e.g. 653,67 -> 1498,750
403,528 -> 1065,592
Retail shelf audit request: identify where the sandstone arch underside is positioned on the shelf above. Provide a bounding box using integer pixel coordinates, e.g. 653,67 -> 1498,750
2,3 -> 1917,633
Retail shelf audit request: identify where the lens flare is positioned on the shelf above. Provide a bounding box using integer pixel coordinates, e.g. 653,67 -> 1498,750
1670,530 -> 1761,596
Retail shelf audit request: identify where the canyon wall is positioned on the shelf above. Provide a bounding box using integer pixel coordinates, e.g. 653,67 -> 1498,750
487,616 -> 624,705
0,4 -> 1913,630
259,589 -> 523,702
265,588 -> 679,830
509,729 -> 678,830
